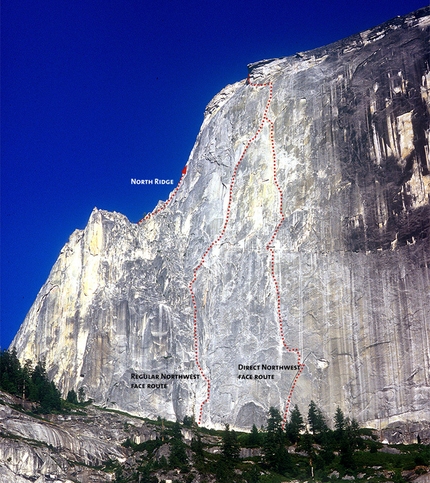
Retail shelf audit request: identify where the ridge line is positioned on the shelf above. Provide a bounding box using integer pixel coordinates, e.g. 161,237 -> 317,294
137,166 -> 187,224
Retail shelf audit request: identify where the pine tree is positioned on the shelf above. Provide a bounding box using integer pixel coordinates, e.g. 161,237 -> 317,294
340,436 -> 355,470
31,359 -> 48,387
216,424 -> 241,482
215,459 -> 232,483
263,407 -> 293,475
29,360 -> 61,412
349,418 -> 362,448
266,407 -> 283,435
308,400 -> 318,434
319,427 -> 336,466
67,389 -> 79,404
286,404 -> 305,444
138,463 -> 157,483
339,417 -> 361,469
263,406 -> 283,462
243,464 -> 260,483
0,350 -> 62,413
0,348 -> 20,394
334,406 -> 345,435
168,421 -> 188,471
22,360 -> 33,400
191,433 -> 204,469
307,400 -> 328,435
297,430 -> 317,477
221,424 -> 240,462
183,415 -> 194,427
249,424 -> 261,447
298,430 -> 315,458
333,412 -> 360,470
40,381 -> 61,412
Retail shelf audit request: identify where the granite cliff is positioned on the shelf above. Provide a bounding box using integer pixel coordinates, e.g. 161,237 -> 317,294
11,8 -> 430,438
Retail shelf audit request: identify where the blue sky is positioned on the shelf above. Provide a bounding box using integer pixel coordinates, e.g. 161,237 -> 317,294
1,0 -> 426,349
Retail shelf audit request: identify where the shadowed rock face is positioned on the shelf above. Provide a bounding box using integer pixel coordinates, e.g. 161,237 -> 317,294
12,8 -> 430,438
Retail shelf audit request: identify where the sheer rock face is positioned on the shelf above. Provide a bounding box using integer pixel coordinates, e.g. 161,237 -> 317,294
12,8 -> 430,437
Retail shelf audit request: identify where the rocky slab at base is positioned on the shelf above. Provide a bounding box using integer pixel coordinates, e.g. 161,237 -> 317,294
0,391 -> 156,482
11,7 -> 430,438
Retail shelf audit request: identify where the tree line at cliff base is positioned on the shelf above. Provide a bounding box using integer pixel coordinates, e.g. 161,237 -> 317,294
1,348 -> 428,482
116,405 -> 428,483
0,348 -> 88,413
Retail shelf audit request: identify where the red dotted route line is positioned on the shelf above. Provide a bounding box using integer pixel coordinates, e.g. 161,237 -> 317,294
250,75 -> 304,428
189,76 -> 304,426
137,166 -> 188,224
136,75 -> 304,427
259,83 -> 305,429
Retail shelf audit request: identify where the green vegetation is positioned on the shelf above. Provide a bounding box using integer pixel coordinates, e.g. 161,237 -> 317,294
0,347 -> 87,414
263,407 -> 294,475
1,353 -> 427,482
169,420 -> 189,472
0,347 -> 61,412
216,424 -> 241,482
111,401 -> 429,482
